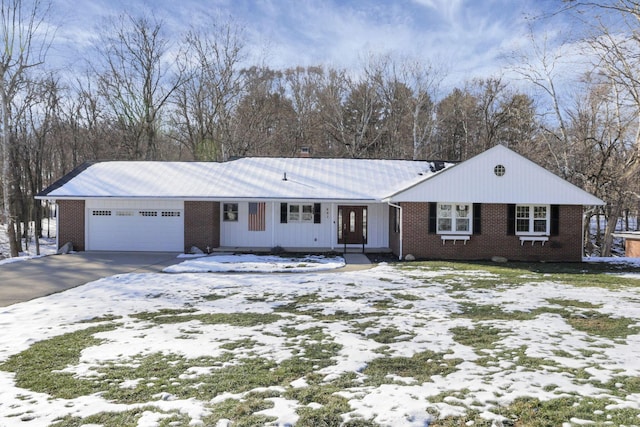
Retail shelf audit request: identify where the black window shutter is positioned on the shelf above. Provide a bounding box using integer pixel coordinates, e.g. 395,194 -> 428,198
280,203 -> 288,223
473,203 -> 482,235
550,205 -> 560,236
313,203 -> 321,224
428,202 -> 437,234
507,204 -> 515,235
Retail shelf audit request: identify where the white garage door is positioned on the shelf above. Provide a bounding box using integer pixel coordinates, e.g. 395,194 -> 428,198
87,208 -> 184,251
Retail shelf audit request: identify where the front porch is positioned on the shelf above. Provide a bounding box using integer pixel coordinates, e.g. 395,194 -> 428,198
207,246 -> 393,255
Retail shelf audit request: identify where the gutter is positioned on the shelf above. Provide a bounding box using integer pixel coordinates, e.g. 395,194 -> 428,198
387,201 -> 403,260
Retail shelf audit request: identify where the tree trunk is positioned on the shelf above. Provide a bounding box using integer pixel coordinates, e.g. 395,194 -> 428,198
601,203 -> 623,257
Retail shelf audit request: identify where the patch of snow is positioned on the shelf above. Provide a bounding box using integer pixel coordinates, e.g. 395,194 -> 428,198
163,254 -> 345,273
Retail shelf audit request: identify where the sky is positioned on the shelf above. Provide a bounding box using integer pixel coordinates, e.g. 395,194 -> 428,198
49,0 -> 569,87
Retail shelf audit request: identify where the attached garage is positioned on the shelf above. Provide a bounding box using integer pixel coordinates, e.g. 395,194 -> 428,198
86,200 -> 184,251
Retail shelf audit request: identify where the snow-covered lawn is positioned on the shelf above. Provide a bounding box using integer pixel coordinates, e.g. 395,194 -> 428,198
1,257 -> 640,426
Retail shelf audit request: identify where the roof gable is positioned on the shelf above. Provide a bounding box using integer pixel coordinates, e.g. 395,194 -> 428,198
389,145 -> 604,206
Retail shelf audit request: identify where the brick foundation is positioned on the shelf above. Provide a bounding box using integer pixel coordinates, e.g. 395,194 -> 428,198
57,200 -> 85,251
399,203 -> 584,262
184,201 -> 220,253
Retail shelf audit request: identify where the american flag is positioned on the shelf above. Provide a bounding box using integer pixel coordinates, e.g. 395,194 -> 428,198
248,202 -> 266,231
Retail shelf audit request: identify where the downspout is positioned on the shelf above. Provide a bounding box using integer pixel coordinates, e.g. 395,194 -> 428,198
387,201 -> 403,260
53,201 -> 59,250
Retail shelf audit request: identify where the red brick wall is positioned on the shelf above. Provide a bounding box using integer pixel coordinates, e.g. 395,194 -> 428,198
184,201 -> 220,253
57,200 -> 85,251
399,203 -> 584,262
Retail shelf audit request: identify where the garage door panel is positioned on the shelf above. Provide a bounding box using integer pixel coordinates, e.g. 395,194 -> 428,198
88,208 -> 184,251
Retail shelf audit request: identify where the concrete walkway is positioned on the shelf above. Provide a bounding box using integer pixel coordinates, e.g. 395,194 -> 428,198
0,252 -> 183,307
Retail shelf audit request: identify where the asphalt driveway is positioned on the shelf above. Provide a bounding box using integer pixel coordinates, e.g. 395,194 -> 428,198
0,252 -> 184,307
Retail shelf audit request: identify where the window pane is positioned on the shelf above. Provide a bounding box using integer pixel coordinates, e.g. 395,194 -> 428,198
456,219 -> 469,232
438,218 -> 452,231
516,219 -> 529,232
516,206 -> 529,218
439,204 -> 452,218
349,211 -> 356,232
289,205 -> 300,221
223,203 -> 238,221
534,219 -> 547,232
362,208 -> 367,239
534,206 -> 547,218
302,204 -> 313,221
456,204 -> 469,218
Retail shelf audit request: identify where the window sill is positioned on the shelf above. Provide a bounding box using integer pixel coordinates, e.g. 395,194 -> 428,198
519,236 -> 549,246
440,235 -> 471,245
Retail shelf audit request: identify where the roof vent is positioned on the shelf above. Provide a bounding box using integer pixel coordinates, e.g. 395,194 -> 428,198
283,172 -> 288,181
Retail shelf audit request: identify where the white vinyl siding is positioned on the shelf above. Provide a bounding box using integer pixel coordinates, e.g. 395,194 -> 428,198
220,202 -> 389,250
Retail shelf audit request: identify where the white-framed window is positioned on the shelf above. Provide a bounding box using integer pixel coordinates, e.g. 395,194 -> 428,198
223,203 -> 238,221
289,204 -> 313,222
437,203 -> 471,234
516,205 -> 549,235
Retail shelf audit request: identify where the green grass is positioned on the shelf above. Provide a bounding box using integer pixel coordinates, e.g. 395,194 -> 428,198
453,302 -> 639,340
401,260 -> 640,289
52,407 -> 191,427
362,350 -> 461,386
429,396 -> 640,427
366,326 -> 415,343
450,324 -> 504,350
0,324 -> 116,399
131,310 -> 282,326
205,394 -> 277,427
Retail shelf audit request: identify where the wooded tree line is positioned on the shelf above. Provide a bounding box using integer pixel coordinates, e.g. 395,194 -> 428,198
1,0 -> 639,257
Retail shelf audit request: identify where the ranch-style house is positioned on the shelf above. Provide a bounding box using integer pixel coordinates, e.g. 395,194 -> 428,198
37,144 -> 604,262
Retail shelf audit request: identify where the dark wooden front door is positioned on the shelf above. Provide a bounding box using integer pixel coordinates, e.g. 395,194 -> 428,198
338,206 -> 367,244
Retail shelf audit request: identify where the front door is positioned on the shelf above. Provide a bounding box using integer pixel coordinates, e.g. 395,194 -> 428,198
338,206 -> 367,244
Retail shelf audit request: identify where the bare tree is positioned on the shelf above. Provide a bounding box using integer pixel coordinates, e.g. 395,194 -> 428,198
0,0 -> 52,257
172,20 -> 245,161
511,31 -> 576,178
555,1 -> 640,254
94,12 -> 185,160
283,66 -> 325,156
